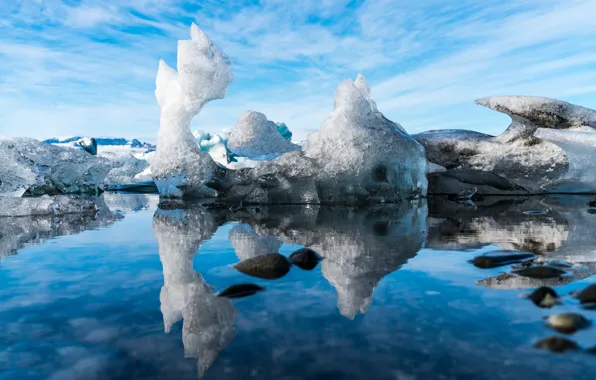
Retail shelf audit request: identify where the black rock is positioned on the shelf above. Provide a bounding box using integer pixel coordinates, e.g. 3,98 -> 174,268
233,253 -> 292,280
289,248 -> 323,270
574,283 -> 596,305
587,209 -> 596,215
470,251 -> 536,269
217,283 -> 265,299
528,286 -> 559,308
545,313 -> 591,334
534,336 -> 580,353
587,200 -> 596,207
513,266 -> 566,279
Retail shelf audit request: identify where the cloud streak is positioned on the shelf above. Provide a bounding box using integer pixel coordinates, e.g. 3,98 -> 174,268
0,0 -> 595,142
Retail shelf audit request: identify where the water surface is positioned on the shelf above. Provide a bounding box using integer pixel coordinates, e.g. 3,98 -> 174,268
2,194 -> 596,379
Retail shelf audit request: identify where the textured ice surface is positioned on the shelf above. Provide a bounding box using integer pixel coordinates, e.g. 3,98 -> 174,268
0,137 -> 112,196
534,128 -> 596,192
227,111 -> 301,159
0,195 -> 97,217
102,153 -> 151,185
413,95 -> 596,192
152,23 -> 233,198
477,96 -> 596,140
222,75 -> 428,204
153,207 -> 236,377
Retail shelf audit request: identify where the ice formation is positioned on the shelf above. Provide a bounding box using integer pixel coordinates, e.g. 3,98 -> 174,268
0,195 -> 97,217
0,137 -> 112,196
153,206 -> 237,378
151,23 -> 233,198
534,128 -> 596,192
226,111 -> 301,159
222,75 -> 428,204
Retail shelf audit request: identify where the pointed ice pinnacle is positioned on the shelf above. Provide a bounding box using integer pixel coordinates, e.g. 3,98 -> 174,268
151,23 -> 234,198
227,111 -> 301,160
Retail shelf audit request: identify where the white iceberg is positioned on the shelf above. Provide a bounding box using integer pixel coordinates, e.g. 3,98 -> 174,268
0,195 -> 97,217
0,137 -> 112,196
151,23 -> 233,198
223,75 -> 428,204
227,111 -> 301,160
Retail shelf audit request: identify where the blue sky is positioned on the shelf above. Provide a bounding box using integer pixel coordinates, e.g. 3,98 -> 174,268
1,0 -> 596,143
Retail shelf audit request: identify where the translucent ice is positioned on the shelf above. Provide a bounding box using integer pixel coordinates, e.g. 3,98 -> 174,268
151,23 -> 233,198
0,137 -> 112,196
222,75 -> 428,204
534,128 -> 596,192
227,111 -> 301,160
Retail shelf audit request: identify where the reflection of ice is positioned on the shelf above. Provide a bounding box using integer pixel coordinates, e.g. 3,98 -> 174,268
0,195 -> 135,258
101,193 -> 159,213
237,202 -> 427,319
427,195 -> 596,289
228,224 -> 282,260
152,207 -> 236,378
427,197 -> 569,253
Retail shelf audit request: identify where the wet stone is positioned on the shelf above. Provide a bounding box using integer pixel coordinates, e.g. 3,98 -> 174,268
574,283 -> 596,305
534,336 -> 580,353
289,248 -> 323,271
470,251 -> 536,269
217,283 -> 265,299
587,209 -> 596,215
233,253 -> 292,280
513,265 -> 566,279
587,200 -> 596,207
545,313 -> 591,334
528,286 -> 560,308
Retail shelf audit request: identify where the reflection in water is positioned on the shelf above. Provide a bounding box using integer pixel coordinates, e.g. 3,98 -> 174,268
228,224 -> 282,260
0,194 -> 142,258
233,202 -> 427,319
428,195 -> 596,289
152,207 -> 236,378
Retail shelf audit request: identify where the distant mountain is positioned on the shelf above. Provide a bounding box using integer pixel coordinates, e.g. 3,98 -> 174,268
44,137 -> 155,151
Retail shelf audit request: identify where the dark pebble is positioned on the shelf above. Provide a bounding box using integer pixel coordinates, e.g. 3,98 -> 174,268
587,209 -> 596,214
528,286 -> 559,308
233,253 -> 292,280
513,266 -> 566,279
545,313 -> 591,334
470,251 -> 535,269
574,283 -> 596,304
534,336 -> 580,353
289,248 -> 323,270
587,200 -> 596,207
217,283 -> 265,299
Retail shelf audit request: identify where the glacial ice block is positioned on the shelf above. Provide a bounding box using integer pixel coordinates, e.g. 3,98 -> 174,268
222,75 -> 428,204
477,96 -> 596,141
227,111 -> 301,160
534,128 -> 596,192
0,137 -> 112,196
151,23 -> 233,198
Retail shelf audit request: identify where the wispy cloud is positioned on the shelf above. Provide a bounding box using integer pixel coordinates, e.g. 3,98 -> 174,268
0,0 -> 595,142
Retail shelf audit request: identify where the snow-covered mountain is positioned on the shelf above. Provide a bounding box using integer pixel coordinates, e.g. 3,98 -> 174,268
43,136 -> 155,151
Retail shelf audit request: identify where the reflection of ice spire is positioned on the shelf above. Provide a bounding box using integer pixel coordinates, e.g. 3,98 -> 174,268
153,207 -> 236,378
229,223 -> 283,260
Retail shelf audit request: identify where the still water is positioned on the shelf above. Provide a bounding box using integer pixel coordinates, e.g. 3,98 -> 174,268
1,194 -> 596,380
